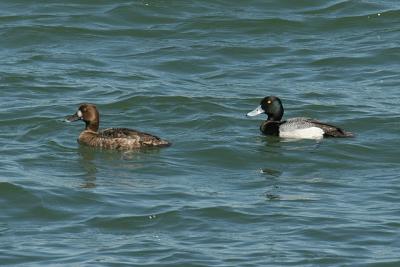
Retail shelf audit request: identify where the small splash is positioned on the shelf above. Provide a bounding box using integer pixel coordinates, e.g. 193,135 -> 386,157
259,168 -> 282,177
80,182 -> 96,189
266,193 -> 281,200
266,193 -> 317,201
278,194 -> 317,201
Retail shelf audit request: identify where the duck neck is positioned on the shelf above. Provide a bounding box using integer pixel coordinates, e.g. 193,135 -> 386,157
85,120 -> 99,132
267,113 -> 283,121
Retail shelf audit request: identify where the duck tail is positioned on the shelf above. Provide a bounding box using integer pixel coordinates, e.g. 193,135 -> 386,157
158,139 -> 172,147
323,127 -> 354,138
333,129 -> 354,138
145,137 -> 171,147
342,131 -> 354,138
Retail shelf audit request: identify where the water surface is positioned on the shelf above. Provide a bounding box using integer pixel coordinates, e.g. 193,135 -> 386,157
1,1 -> 400,266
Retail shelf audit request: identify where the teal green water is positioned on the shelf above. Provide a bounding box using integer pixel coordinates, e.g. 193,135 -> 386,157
1,1 -> 400,266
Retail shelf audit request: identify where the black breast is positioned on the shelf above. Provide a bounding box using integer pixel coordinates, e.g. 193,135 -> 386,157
260,121 -> 281,136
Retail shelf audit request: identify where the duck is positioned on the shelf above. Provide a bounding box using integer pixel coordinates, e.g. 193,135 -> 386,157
246,96 -> 353,139
65,103 -> 171,150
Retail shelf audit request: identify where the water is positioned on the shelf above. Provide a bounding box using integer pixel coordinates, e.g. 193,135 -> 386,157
1,0 -> 399,266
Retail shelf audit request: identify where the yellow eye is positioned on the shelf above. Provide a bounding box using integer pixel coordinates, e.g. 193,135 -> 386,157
267,100 -> 272,104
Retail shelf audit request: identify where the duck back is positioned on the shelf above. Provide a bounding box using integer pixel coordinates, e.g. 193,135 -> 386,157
281,118 -> 353,138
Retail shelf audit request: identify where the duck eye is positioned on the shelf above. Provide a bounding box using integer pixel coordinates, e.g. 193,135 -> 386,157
267,100 -> 272,104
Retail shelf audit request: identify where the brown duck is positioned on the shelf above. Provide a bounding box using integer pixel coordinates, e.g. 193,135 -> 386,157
66,103 -> 171,150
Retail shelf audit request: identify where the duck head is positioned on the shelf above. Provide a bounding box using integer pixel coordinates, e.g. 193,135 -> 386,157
66,103 -> 100,132
246,96 -> 284,121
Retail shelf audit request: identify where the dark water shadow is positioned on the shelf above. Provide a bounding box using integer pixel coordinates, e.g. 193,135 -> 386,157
255,136 -> 325,202
260,134 -> 324,153
77,146 -> 98,188
77,145 -> 165,188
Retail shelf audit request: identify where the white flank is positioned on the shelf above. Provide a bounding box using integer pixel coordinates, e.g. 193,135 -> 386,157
280,127 -> 324,140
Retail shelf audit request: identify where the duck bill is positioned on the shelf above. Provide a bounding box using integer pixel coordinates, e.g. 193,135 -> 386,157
246,105 -> 265,117
65,113 -> 80,122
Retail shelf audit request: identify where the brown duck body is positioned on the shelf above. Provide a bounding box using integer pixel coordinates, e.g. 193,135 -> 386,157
66,104 -> 171,150
78,128 -> 170,150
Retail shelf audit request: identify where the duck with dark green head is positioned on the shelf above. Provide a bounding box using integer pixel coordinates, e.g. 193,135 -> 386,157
247,96 -> 353,139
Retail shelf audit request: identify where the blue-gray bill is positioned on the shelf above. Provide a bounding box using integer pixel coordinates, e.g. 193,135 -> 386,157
65,113 -> 80,122
246,105 -> 265,117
